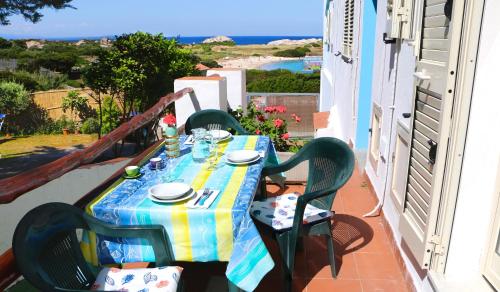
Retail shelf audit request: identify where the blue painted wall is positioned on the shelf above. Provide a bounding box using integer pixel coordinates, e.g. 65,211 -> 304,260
355,0 -> 377,149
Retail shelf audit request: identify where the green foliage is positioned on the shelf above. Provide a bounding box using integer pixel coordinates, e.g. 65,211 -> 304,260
81,117 -> 99,134
273,47 -> 311,58
0,70 -> 68,91
83,32 -> 198,116
0,37 -> 12,49
0,0 -> 74,25
246,69 -> 320,93
231,103 -> 302,152
62,90 -> 95,123
99,96 -> 121,134
311,43 -> 321,48
0,82 -> 30,115
208,41 -> 236,46
18,51 -> 79,74
36,116 -> 76,134
200,59 -> 221,68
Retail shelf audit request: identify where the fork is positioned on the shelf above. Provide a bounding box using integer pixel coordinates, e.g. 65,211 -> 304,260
193,188 -> 210,206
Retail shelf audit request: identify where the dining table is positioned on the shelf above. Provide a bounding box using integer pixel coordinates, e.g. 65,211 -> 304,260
81,134 -> 283,291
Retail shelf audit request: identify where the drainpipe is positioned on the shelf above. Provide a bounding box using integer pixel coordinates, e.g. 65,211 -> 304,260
363,41 -> 400,218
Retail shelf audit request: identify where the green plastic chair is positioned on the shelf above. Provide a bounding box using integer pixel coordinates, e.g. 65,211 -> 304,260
12,202 -> 178,292
255,137 -> 355,291
185,109 -> 248,135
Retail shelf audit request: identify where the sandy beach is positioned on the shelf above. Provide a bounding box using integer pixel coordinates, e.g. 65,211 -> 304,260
217,56 -> 300,69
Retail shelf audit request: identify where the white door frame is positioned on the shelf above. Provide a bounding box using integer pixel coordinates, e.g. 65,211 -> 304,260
428,0 -> 485,273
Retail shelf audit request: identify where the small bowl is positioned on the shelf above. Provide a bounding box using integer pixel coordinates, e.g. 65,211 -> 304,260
125,166 -> 140,176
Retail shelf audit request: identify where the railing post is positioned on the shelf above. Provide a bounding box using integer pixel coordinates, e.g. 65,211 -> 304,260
174,76 -> 228,127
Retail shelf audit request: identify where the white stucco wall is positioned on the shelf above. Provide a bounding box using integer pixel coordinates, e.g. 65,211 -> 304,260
173,76 -> 228,127
319,0 -> 361,144
206,68 -> 246,111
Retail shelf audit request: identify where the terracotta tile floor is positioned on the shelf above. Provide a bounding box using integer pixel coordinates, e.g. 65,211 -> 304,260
182,168 -> 413,292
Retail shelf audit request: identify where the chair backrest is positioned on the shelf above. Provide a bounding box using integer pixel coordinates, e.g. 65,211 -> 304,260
12,203 -> 97,291
185,109 -> 248,135
295,137 -> 355,210
12,202 -> 174,292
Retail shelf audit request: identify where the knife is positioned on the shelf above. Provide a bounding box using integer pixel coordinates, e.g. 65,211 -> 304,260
198,190 -> 214,207
193,188 -> 209,206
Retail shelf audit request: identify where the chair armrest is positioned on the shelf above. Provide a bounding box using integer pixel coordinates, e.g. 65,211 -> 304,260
262,153 -> 305,177
84,214 -> 174,267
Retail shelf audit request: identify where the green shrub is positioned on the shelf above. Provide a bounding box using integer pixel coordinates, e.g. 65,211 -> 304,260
0,82 -> 30,115
312,43 -> 321,48
273,47 -> 311,58
200,59 -> 221,68
81,117 -> 99,134
0,70 -> 68,91
246,69 -> 320,93
230,103 -> 302,152
35,116 -> 76,134
0,37 -> 12,49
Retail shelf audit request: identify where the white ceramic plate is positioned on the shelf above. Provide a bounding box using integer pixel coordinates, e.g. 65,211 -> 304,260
226,155 -> 261,165
226,150 -> 260,163
148,183 -> 191,200
148,189 -> 195,203
209,129 -> 231,140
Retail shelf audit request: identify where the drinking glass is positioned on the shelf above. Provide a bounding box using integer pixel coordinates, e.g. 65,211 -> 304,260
207,134 -> 218,170
163,157 -> 177,182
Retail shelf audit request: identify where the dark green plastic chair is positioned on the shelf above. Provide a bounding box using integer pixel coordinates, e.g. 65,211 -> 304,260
185,109 -> 248,135
256,137 -> 355,291
12,202 -> 178,292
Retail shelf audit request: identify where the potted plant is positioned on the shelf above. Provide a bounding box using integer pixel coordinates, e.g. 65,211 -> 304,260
233,104 -> 307,182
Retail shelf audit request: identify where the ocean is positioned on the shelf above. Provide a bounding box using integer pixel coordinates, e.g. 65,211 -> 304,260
3,35 -> 322,46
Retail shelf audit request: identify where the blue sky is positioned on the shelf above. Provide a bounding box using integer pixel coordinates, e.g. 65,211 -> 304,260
0,0 -> 323,38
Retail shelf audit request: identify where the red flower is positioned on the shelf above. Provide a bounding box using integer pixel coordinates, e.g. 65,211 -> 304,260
274,118 -> 284,127
276,105 -> 287,113
291,113 -> 302,123
264,106 -> 276,113
255,129 -> 261,135
163,113 -> 176,126
282,133 -> 290,140
257,115 -> 265,122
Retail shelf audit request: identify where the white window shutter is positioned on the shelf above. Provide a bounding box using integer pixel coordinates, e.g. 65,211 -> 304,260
342,0 -> 354,57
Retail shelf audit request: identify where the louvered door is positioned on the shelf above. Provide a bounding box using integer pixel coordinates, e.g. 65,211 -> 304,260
399,0 -> 452,268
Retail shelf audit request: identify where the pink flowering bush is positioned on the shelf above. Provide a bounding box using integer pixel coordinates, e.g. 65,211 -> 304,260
231,103 -> 302,152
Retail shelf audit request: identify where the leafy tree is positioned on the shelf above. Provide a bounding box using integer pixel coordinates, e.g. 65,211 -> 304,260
0,37 -> 12,48
82,32 -> 198,140
0,81 -> 30,115
100,96 -> 121,134
62,90 -> 95,127
0,0 -> 74,25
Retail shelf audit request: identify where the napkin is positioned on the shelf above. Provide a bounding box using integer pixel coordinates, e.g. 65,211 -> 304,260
186,190 -> 220,209
184,135 -> 194,145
